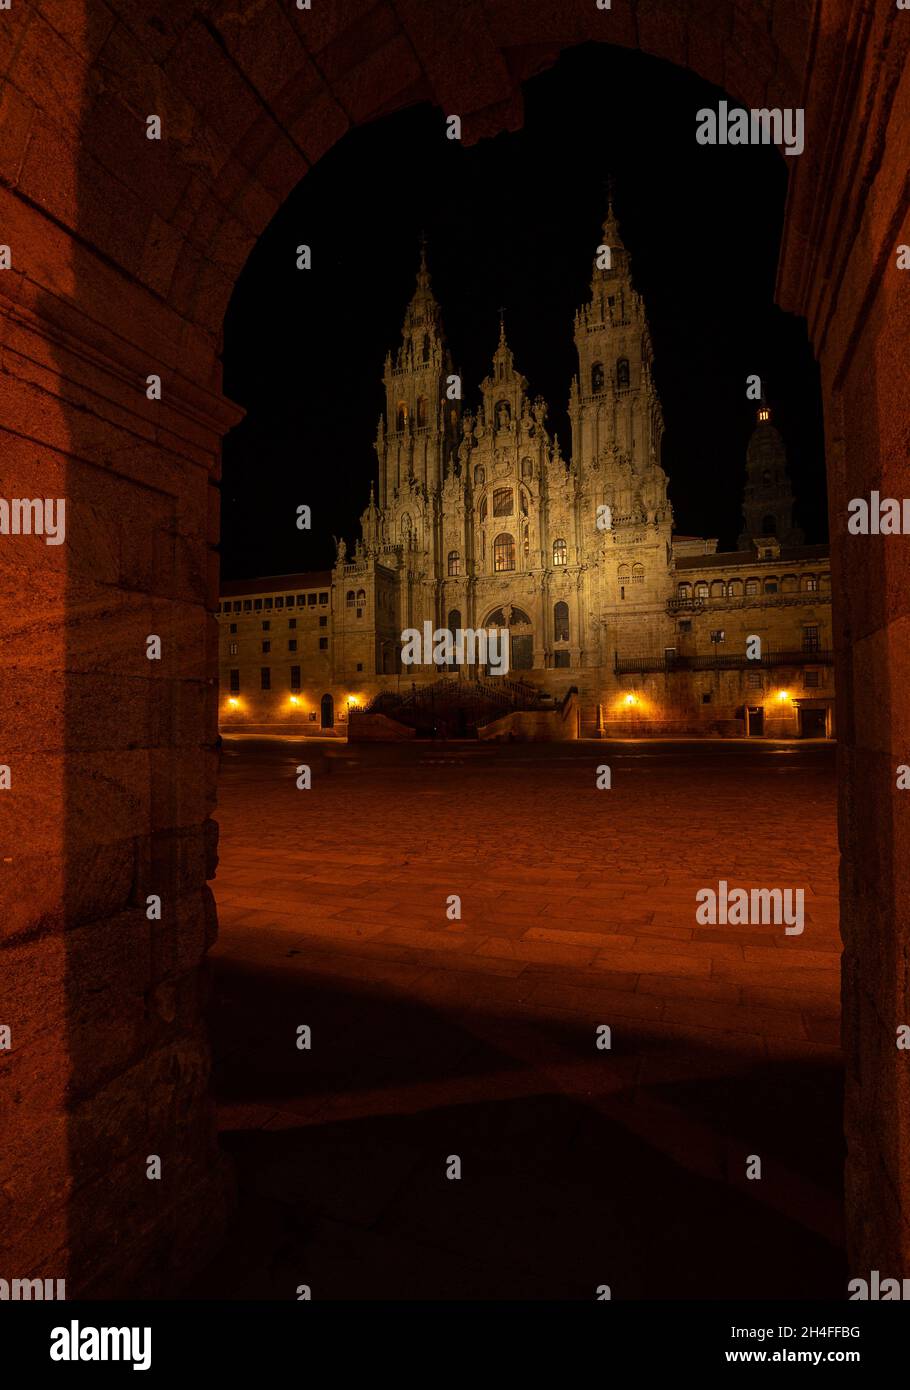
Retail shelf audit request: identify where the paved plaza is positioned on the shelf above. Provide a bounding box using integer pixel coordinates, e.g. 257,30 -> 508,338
192,738 -> 843,1300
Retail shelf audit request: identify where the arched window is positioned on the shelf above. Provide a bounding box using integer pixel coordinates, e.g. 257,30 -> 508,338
448,608 -> 462,632
346,590 -> 355,607
632,563 -> 644,584
553,538 -> 567,566
618,565 -> 630,585
591,362 -> 604,393
396,402 -> 407,430
510,608 -> 531,625
493,533 -> 515,572
616,358 -> 630,389
495,399 -> 511,427
727,579 -> 743,598
474,465 -> 485,486
447,550 -> 461,577
417,397 -> 428,428
519,489 -> 528,515
479,495 -> 488,522
356,588 -> 366,608
422,334 -> 430,362
762,514 -> 777,535
521,457 -> 533,479
746,578 -> 760,595
677,582 -> 692,599
493,487 -> 513,516
695,581 -> 709,600
554,601 -> 569,642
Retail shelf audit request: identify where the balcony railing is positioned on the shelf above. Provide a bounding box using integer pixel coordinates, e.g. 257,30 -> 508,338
666,597 -> 705,614
615,649 -> 833,675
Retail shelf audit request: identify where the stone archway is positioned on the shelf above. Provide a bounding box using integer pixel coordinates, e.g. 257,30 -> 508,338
1,0 -> 907,1295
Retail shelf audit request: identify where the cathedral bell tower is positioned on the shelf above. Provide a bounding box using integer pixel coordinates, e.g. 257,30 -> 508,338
737,398 -> 804,549
375,240 -> 459,507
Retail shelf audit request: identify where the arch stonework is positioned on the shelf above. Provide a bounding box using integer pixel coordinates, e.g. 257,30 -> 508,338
0,0 -> 907,1293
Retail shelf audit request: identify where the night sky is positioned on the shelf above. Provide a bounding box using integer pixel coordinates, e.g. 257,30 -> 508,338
220,43 -> 827,582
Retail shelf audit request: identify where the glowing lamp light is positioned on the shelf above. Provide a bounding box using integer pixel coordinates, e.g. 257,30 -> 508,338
347,695 -> 359,707
227,696 -> 239,707
624,693 -> 638,706
289,695 -> 300,706
777,689 -> 790,703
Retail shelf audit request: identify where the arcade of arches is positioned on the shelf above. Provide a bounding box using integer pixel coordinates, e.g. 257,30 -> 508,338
0,0 -> 907,1295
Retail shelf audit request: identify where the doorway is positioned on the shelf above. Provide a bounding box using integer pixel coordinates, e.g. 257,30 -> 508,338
320,693 -> 334,728
800,707 -> 828,738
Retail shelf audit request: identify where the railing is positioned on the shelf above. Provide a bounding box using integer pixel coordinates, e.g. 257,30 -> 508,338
666,597 -> 705,614
615,649 -> 833,675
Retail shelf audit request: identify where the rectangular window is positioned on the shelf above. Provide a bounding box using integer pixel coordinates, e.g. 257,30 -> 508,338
307,593 -> 317,606
678,619 -> 691,632
296,595 -> 306,607
804,669 -> 820,688
260,668 -> 271,690
356,662 -> 363,672
264,597 -> 273,610
229,669 -> 240,693
710,630 -> 725,644
319,637 -> 328,650
254,598 -> 262,610
233,601 -> 241,613
243,600 -> 252,612
319,592 -> 328,605
262,620 -> 270,631
275,597 -> 284,609
229,623 -> 237,634
554,651 -> 570,669
262,640 -> 270,653
290,665 -> 301,691
356,609 -> 362,619
319,616 -> 327,628
229,642 -> 238,656
286,595 -> 295,607
288,618 -> 297,629
803,625 -> 820,652
702,692 -> 712,703
747,671 -> 762,689
288,639 -> 297,652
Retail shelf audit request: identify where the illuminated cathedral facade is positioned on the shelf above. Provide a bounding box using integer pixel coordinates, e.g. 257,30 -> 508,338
219,207 -> 834,738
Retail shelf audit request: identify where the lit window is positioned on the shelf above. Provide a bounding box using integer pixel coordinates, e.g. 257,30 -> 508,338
553,539 -> 567,566
802,625 -> 820,652
448,551 -> 461,577
745,579 -> 760,596
228,641 -> 238,655
356,589 -> 366,608
493,533 -> 515,572
695,582 -> 708,600
554,601 -> 569,642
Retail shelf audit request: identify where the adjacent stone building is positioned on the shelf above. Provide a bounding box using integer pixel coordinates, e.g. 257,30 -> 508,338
219,207 -> 833,738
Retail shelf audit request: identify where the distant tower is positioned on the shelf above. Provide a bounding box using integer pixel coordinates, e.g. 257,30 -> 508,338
738,397 -> 804,549
375,239 -> 459,505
